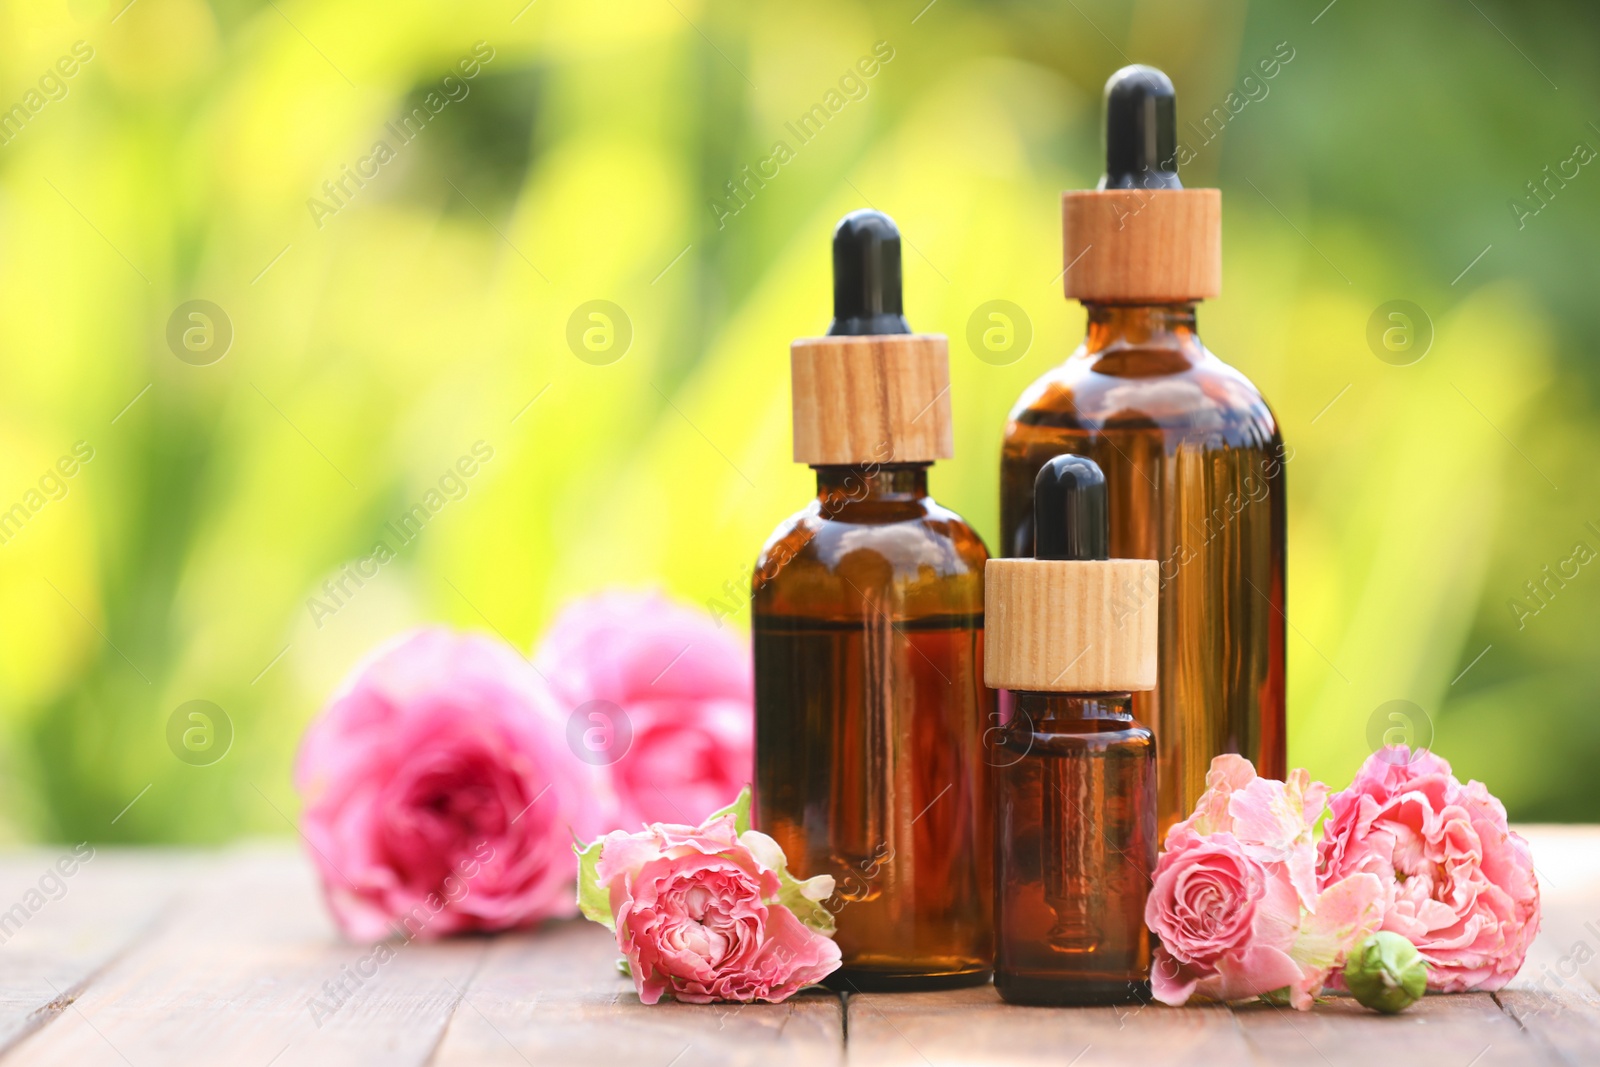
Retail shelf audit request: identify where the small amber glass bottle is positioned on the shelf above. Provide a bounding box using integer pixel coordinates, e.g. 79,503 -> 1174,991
753,210 -> 993,991
987,455 -> 1158,1005
1000,66 -> 1285,837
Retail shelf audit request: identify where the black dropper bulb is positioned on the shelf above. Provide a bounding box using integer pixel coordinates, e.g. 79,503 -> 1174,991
827,209 -> 912,336
1034,455 -> 1108,561
1100,64 -> 1182,192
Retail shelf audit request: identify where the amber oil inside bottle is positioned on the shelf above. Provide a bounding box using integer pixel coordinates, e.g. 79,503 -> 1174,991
753,462 -> 993,990
1000,302 -> 1286,836
993,688 -> 1155,1005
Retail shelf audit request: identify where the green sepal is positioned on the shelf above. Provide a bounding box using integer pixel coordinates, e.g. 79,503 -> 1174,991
707,785 -> 753,834
777,866 -> 837,937
574,836 -> 614,931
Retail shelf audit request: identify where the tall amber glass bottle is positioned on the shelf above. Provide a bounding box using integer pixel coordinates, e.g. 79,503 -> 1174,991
988,456 -> 1158,1005
1000,66 -> 1286,835
753,210 -> 993,990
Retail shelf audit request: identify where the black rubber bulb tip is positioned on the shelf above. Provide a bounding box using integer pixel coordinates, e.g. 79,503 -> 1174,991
827,208 -> 912,336
1034,455 -> 1109,561
1100,64 -> 1182,192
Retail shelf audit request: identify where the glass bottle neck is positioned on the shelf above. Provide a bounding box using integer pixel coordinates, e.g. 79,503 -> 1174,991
1011,690 -> 1135,725
814,463 -> 929,505
1082,302 -> 1202,361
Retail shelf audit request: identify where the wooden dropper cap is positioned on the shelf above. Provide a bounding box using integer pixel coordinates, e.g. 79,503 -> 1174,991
791,210 -> 953,466
1062,65 -> 1221,304
985,455 -> 1158,692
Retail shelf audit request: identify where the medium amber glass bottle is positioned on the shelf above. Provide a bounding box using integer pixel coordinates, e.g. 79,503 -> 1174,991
987,456 -> 1158,1005
753,210 -> 993,990
1000,66 -> 1286,835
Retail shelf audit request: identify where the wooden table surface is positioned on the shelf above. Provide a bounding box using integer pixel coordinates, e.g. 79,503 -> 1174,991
0,826 -> 1596,1066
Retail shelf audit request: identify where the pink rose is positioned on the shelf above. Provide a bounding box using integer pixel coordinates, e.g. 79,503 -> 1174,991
297,628 -> 611,940
1318,747 -> 1540,992
1147,830 -> 1306,1006
577,790 -> 840,1004
1148,756 -> 1383,1009
534,591 -> 753,828
1170,755 -> 1328,910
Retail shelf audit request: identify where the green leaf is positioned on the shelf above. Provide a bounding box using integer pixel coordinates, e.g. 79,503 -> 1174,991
707,786 -> 752,834
574,837 -> 614,931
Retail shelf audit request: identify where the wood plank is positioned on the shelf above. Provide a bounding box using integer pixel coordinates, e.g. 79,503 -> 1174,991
1496,990 -> 1600,1067
1496,826 -> 1600,1066
1234,992 -> 1549,1065
0,823 -> 1591,1066
1507,826 -> 1600,996
0,847 -> 201,1055
430,918 -> 844,1067
4,842 -> 486,1067
845,986 -> 1252,1067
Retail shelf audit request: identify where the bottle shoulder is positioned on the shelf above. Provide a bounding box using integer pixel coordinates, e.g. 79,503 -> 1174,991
753,494 -> 988,619
756,495 -> 989,573
1006,344 -> 1281,444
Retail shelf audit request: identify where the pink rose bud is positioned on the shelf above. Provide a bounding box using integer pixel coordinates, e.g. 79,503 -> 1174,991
533,591 -> 753,828
576,789 -> 841,1004
297,628 -> 613,940
1318,747 -> 1540,992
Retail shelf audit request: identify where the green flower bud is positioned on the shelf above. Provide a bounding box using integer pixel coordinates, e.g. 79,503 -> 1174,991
1344,932 -> 1428,1014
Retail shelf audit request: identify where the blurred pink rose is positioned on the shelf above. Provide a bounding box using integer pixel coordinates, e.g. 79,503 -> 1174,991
297,628 -> 611,940
533,591 -> 753,828
1148,756 -> 1382,1009
579,794 -> 840,1004
1318,747 -> 1540,992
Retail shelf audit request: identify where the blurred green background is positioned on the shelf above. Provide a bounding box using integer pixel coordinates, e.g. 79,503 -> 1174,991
0,0 -> 1596,843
